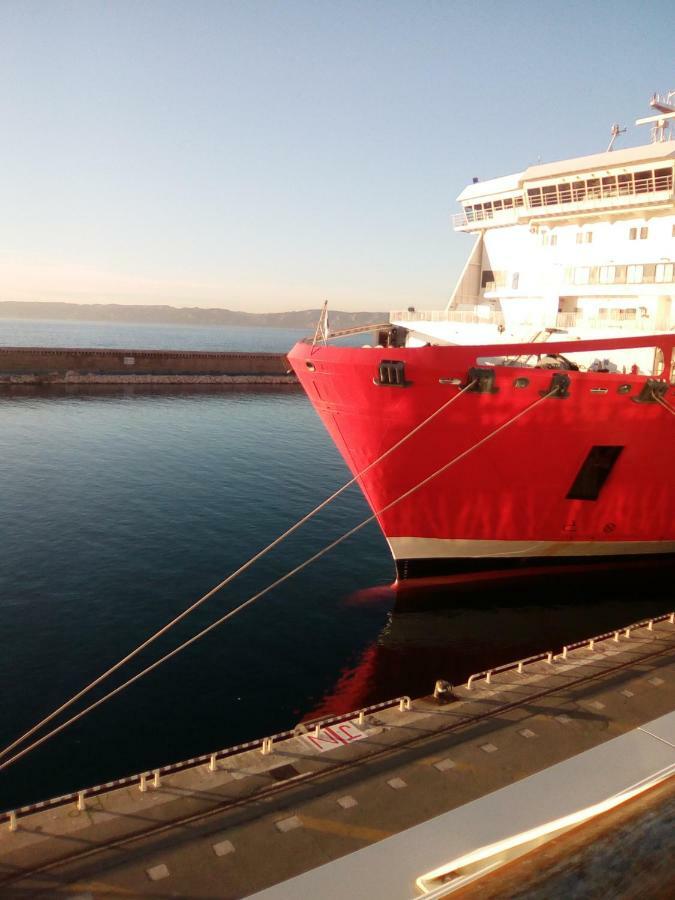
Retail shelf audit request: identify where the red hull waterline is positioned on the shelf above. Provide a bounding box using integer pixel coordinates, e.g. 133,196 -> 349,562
288,333 -> 675,581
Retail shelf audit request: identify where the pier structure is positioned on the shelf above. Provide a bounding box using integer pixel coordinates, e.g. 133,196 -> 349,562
0,612 -> 673,897
0,346 -> 298,385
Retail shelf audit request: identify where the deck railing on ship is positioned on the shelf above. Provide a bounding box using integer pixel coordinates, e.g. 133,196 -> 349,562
527,172 -> 673,208
390,308 -> 505,326
453,171 -> 674,228
390,308 -> 669,334
555,311 -> 668,331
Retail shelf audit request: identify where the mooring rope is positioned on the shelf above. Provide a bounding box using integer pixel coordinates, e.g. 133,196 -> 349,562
0,378 -> 477,765
0,386 -> 556,772
654,392 -> 675,416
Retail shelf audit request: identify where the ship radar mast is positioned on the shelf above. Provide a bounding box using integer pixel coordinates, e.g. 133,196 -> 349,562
635,90 -> 675,142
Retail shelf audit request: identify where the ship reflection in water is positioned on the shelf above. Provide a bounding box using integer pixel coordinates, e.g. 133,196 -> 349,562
307,557 -> 675,719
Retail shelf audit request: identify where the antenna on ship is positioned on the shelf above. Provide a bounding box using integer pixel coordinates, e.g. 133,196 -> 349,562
635,90 -> 675,142
606,123 -> 626,151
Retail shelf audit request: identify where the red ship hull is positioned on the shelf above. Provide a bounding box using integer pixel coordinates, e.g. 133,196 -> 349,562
288,333 -> 675,580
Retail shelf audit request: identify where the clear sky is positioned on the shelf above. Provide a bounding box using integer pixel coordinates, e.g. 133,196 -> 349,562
0,0 -> 672,312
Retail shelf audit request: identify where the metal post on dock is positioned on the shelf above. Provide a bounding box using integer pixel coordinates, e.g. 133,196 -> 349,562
261,737 -> 273,755
153,770 -> 160,789
9,811 -> 17,832
139,774 -> 148,793
314,723 -> 321,739
209,754 -> 217,773
358,710 -> 365,726
77,791 -> 85,811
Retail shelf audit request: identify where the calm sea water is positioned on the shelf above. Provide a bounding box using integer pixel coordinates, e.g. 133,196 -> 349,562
0,317 -> 310,352
0,319 -> 672,811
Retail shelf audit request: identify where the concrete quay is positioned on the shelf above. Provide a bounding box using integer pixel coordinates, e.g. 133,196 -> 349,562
0,346 -> 298,385
0,613 -> 673,898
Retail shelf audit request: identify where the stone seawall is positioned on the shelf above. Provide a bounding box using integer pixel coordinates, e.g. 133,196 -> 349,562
0,346 -> 299,384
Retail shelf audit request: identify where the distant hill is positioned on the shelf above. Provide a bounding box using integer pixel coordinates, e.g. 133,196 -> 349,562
0,301 -> 387,331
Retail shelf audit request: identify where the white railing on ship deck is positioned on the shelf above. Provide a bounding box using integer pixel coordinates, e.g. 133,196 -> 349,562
555,312 -> 667,331
528,172 -> 673,208
390,308 -> 669,333
390,308 -> 505,326
452,208 -> 518,228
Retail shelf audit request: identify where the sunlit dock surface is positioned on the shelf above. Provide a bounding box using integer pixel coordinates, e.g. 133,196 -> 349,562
1,614 -> 673,898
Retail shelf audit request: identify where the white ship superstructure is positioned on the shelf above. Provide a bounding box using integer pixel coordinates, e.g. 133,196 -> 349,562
392,92 -> 675,366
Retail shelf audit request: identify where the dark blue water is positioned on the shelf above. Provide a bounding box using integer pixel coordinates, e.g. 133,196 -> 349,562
1,320 -> 672,812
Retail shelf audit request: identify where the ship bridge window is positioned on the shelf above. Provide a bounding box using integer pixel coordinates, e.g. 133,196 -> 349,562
542,185 -> 558,206
629,226 -> 649,240
634,171 -> 654,193
572,182 -> 586,201
586,178 -> 601,199
617,173 -> 633,195
655,167 -> 672,188
599,265 -> 616,284
558,183 -> 572,203
527,187 -> 543,207
481,269 -> 495,288
627,264 -> 643,284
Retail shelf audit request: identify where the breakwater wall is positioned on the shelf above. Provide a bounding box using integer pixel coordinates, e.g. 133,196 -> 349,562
0,346 -> 298,385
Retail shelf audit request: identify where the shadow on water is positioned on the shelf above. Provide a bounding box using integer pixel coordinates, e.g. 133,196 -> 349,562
308,557 -> 675,717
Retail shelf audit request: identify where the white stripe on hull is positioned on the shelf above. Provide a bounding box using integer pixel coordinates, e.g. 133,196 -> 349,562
387,537 -> 675,560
